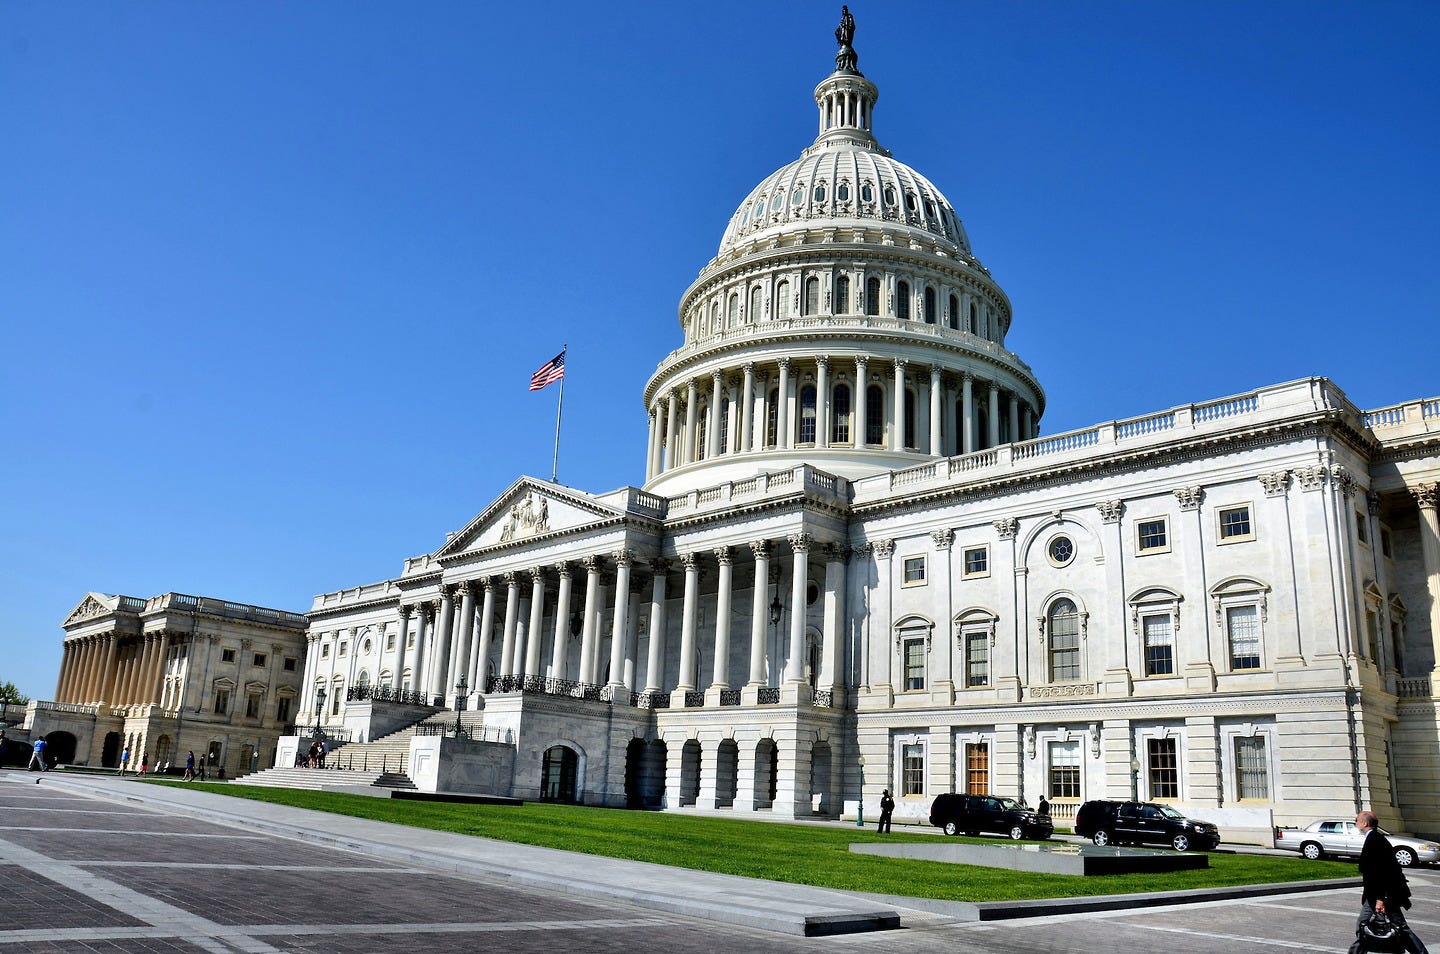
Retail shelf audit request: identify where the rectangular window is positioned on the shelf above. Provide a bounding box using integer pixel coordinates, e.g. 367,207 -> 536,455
386,633 -> 396,651
406,633 -> 415,649
338,641 -> 348,657
1356,512 -> 1369,544
245,695 -> 260,718
965,632 -> 989,687
1381,527 -> 1393,558
1235,736 -> 1269,800
1147,738 -> 1179,799
902,556 -> 926,585
1137,518 -> 1168,552
221,649 -> 236,663
213,688 -> 230,715
1218,505 -> 1253,542
252,653 -> 266,668
321,644 -> 330,659
1143,613 -> 1175,676
1048,741 -> 1081,799
1049,616 -> 1080,682
276,697 -> 292,722
963,546 -> 989,577
902,742 -> 925,796
283,657 -> 297,672
903,638 -> 926,691
1367,610 -> 1382,665
331,691 -> 342,716
1227,605 -> 1261,670
965,742 -> 990,794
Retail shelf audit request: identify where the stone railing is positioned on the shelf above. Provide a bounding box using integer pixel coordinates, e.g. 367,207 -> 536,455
1364,398 -> 1440,434
144,592 -> 308,625
27,701 -> 100,716
1396,677 -> 1433,699
667,464 -> 848,517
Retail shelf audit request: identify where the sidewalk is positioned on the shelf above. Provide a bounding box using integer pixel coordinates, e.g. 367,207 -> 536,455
11,772 -> 1359,934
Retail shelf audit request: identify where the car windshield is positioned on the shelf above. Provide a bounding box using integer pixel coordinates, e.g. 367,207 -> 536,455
997,798 -> 1022,811
1157,806 -> 1185,819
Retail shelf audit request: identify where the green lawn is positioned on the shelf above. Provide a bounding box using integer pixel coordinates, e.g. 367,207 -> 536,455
149,781 -> 1355,902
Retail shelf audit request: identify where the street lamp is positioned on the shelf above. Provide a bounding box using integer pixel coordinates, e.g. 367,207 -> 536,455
454,677 -> 468,738
314,686 -> 327,738
856,754 -> 866,827
769,594 -> 783,625
1130,756 -> 1141,801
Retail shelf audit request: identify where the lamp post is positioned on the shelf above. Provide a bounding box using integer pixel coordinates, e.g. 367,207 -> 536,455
454,677 -> 468,738
1130,756 -> 1141,801
856,754 -> 866,827
314,686 -> 327,738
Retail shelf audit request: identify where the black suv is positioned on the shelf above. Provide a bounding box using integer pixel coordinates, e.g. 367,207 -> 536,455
1074,800 -> 1221,851
929,793 -> 1054,840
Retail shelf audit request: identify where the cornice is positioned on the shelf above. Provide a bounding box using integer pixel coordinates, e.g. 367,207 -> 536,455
307,594 -> 402,623
661,490 -> 850,533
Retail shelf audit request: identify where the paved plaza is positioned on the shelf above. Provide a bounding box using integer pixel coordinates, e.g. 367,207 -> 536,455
1,771 -> 1433,953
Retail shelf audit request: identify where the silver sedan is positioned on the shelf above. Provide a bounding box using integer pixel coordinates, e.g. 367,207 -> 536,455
1276,819 -> 1440,867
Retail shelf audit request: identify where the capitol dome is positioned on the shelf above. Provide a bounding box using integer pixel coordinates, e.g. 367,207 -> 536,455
640,11 -> 1044,497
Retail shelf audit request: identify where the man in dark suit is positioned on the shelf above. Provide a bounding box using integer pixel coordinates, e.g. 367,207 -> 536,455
1348,810 -> 1429,954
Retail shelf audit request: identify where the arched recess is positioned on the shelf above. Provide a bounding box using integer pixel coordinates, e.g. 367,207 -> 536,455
540,740 -> 586,804
679,739 -> 702,806
1018,515 -> 1102,570
954,608 -> 999,689
809,739 -> 834,815
1034,593 -> 1089,684
624,736 -> 666,809
715,738 -> 739,808
43,731 -> 77,766
753,737 -> 778,810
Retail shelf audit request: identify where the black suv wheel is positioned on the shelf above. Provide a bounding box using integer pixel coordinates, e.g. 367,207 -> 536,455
1171,833 -> 1191,852
1009,825 -> 1024,840
1092,830 -> 1112,847
942,820 -> 959,837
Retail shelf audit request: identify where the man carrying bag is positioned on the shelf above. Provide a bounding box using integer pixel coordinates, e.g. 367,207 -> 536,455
1348,811 -> 1429,953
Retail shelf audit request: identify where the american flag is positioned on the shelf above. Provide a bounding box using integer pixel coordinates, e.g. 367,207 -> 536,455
529,350 -> 566,391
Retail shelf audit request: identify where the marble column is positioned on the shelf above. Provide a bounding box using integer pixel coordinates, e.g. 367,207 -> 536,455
677,553 -> 701,691
749,540 -> 771,685
525,570 -> 547,678
892,359 -> 907,451
854,357 -> 868,446
987,382 -> 1000,448
578,557 -> 601,684
472,580 -> 497,691
820,544 -> 847,689
1413,484 -> 1440,679
664,392 -> 679,470
550,563 -> 573,680
393,606 -> 412,691
644,559 -> 670,692
97,634 -> 119,704
608,550 -> 634,690
683,379 -> 698,464
740,363 -> 755,453
961,372 -> 975,453
453,583 -> 477,697
776,357 -> 792,449
707,371 -> 723,459
711,546 -> 734,689
785,534 -> 811,683
1008,392 -> 1020,444
929,365 -> 943,454
816,357 -> 830,449
150,633 -> 171,705
428,585 -> 456,699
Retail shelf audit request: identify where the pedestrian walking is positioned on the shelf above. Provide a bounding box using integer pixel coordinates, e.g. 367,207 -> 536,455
183,751 -> 195,781
1347,810 -> 1430,954
118,747 -> 130,774
318,739 -> 329,769
139,751 -> 149,775
198,754 -> 207,781
877,789 -> 895,833
28,737 -> 49,772
1038,795 -> 1051,817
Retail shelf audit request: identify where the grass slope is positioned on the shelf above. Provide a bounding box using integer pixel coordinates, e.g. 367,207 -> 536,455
151,781 -> 1354,902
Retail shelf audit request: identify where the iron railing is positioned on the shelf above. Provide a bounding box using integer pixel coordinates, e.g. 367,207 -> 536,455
631,690 -> 670,709
812,689 -> 833,708
288,724 -> 354,743
757,688 -> 781,705
719,689 -> 741,706
346,685 -> 433,706
683,691 -> 705,708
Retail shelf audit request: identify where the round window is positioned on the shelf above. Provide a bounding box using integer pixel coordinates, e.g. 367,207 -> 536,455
806,581 -> 821,606
362,638 -> 373,654
1048,536 -> 1075,566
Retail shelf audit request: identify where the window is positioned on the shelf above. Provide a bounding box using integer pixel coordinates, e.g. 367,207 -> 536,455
777,280 -> 791,319
331,686 -> 343,715
865,384 -> 885,444
1048,535 -> 1075,567
798,385 -> 817,443
245,694 -> 261,719
252,653 -> 266,667
1235,736 -> 1268,800
832,383 -> 851,443
1356,511 -> 1369,545
883,185 -> 896,206
727,293 -> 738,327
338,641 -> 348,657
896,280 -> 911,319
968,301 -> 978,333
695,403 -> 708,459
965,632 -> 989,687
276,697 -> 292,722
861,182 -> 873,203
903,388 -> 916,448
718,398 -> 729,454
320,643 -> 330,659
1137,518 -> 1168,553
804,276 -> 819,315
903,638 -> 926,691
283,657 -> 297,672
1048,741 -> 1080,799
902,743 -> 925,795
1381,527 -> 1393,558
963,546 -> 989,578
765,388 -> 779,448
1218,505 -> 1253,542
948,293 -> 958,330
836,182 -> 849,202
1227,605 -> 1261,670
923,287 -> 936,324
221,649 -> 236,663
749,285 -> 761,321
385,633 -> 395,651
835,275 -> 850,314
1143,613 -> 1174,676
965,743 -> 989,794
1147,738 -> 1179,799
813,183 -> 826,203
213,687 -> 230,715
865,277 -> 881,316
1048,599 -> 1080,682
902,556 -> 926,585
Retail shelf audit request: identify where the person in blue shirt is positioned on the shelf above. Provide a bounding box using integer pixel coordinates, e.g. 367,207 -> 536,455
28,737 -> 49,772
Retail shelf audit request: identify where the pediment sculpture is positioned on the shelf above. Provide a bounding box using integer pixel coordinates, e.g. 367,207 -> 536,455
499,490 -> 550,543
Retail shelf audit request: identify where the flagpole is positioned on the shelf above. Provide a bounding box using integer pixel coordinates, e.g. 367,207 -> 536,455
550,345 -> 567,483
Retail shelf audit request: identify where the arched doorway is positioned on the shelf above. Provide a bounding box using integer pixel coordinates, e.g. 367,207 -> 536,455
810,741 -> 833,816
623,739 -> 665,809
679,740 -> 702,806
753,738 -> 778,810
540,745 -> 579,803
715,739 -> 739,808
44,731 -> 77,766
101,732 -> 121,769
155,735 -> 173,770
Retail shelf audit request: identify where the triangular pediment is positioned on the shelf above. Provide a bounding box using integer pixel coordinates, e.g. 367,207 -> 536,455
436,477 -> 626,558
62,592 -> 121,627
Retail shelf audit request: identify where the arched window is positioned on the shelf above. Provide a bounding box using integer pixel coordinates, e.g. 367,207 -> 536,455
835,275 -> 850,314
357,671 -> 370,688
765,388 -> 779,448
718,398 -> 730,454
1048,599 -> 1081,682
804,276 -> 820,316
695,403 -> 708,460
749,285 -> 762,322
709,301 -> 719,333
924,287 -> 937,324
969,300 -> 978,334
799,385 -> 817,443
865,384 -> 885,445
727,293 -> 739,328
948,294 -> 959,330
832,382 -> 852,443
777,280 -> 791,319
897,281 -> 911,320
903,388 -> 916,448
865,277 -> 881,316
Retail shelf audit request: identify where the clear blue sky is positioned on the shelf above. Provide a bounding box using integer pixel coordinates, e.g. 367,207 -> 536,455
2,2 -> 1436,699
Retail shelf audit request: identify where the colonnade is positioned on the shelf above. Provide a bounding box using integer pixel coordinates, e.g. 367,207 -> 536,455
645,356 -> 1039,480
54,631 -> 169,709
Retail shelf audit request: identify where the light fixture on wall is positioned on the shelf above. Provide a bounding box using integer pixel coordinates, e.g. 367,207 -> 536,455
769,594 -> 783,625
